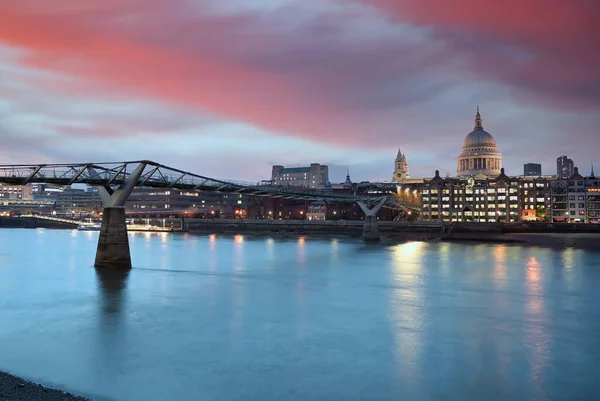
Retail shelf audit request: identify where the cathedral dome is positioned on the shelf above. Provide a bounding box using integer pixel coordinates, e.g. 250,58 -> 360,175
456,107 -> 503,178
462,129 -> 496,150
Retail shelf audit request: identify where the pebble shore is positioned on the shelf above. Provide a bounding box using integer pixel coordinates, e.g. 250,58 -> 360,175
0,371 -> 89,401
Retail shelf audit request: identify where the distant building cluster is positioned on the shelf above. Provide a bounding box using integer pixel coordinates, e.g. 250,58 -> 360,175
1,106 -> 597,224
392,107 -> 599,223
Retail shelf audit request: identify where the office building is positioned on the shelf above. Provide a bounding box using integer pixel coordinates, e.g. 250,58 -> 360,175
557,156 -> 574,179
271,163 -> 329,189
0,184 -> 34,200
524,163 -> 542,176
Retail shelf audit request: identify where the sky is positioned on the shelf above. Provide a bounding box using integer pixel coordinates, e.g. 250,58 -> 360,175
0,0 -> 599,183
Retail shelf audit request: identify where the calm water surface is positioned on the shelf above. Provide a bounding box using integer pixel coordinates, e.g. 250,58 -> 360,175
0,228 -> 599,401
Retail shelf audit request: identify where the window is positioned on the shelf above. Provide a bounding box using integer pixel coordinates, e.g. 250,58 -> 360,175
570,203 -> 575,208
579,203 -> 585,208
569,196 -> 575,200
578,196 -> 584,200
570,211 -> 575,215
579,210 -> 585,215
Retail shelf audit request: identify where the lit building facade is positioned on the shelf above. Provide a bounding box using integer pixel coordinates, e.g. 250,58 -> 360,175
54,188 -> 103,215
271,164 -> 329,189
420,169 -> 520,222
586,182 -> 600,224
457,107 -> 503,178
0,184 -> 34,200
519,176 -> 552,221
126,188 -> 246,218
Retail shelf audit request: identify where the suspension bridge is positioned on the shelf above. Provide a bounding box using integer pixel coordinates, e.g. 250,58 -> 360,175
0,160 -> 417,268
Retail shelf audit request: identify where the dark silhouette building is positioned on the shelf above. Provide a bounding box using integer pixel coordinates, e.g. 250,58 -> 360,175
557,156 -> 574,179
524,163 -> 542,176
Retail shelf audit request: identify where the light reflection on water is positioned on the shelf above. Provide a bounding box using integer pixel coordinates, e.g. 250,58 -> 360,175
0,229 -> 599,401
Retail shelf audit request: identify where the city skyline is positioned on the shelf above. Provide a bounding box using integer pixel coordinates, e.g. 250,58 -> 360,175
0,0 -> 598,182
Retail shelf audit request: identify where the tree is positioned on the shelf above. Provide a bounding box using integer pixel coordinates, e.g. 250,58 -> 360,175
536,206 -> 547,221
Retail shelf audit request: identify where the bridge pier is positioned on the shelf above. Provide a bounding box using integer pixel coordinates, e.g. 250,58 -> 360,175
92,163 -> 147,269
357,197 -> 387,242
95,207 -> 131,269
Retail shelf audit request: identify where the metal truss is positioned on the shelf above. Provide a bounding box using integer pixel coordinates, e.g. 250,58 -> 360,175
0,160 -> 418,211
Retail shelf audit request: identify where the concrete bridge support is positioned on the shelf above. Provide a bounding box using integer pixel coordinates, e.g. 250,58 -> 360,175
93,163 -> 147,269
357,197 -> 387,242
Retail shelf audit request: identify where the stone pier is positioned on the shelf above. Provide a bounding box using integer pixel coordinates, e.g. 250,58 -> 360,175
357,197 -> 387,242
91,162 -> 147,269
95,207 -> 131,269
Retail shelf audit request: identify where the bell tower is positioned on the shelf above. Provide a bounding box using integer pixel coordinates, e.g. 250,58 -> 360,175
392,149 -> 410,182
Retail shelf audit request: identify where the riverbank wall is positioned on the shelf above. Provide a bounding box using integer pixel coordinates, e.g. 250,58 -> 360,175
0,216 -> 77,229
184,219 -> 600,248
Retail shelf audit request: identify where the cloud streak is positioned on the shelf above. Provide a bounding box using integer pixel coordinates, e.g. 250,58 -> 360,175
0,0 -> 598,180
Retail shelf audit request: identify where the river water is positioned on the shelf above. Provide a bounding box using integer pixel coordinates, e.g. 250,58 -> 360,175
0,228 -> 599,401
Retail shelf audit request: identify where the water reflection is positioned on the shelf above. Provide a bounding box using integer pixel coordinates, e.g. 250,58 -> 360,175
94,267 -> 130,380
95,268 -> 130,316
389,241 -> 426,388
297,236 -> 306,265
493,245 -> 507,282
523,255 -> 550,394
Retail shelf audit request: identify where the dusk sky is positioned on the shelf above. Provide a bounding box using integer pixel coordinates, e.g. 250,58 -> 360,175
1,0 -> 598,183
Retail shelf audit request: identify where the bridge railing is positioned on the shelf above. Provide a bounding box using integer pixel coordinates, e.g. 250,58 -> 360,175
0,160 -> 419,211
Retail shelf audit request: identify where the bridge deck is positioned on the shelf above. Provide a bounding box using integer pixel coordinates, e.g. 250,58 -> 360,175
0,160 -> 418,211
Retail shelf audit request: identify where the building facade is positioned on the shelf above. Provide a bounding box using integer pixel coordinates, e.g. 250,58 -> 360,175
54,188 -> 103,215
0,184 -> 34,200
126,188 -> 246,218
421,169 -> 520,222
524,163 -> 542,176
392,149 -> 410,182
457,107 -> 503,178
271,164 -> 329,189
557,156 -> 574,179
519,176 -> 552,221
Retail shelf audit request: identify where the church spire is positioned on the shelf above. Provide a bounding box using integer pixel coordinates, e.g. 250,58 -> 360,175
591,162 -> 596,178
396,148 -> 403,159
344,168 -> 352,185
474,105 -> 483,130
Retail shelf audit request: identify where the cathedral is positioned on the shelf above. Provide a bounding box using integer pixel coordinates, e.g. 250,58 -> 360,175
392,107 -> 502,182
392,149 -> 409,182
457,107 -> 503,177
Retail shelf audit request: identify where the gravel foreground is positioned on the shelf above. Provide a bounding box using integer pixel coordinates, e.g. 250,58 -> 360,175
0,371 -> 90,401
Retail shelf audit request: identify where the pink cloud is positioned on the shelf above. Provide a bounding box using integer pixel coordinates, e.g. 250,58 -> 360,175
0,1 -> 394,146
363,0 -> 600,110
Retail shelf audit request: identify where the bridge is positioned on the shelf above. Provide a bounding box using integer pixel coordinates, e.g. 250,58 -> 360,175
0,160 -> 417,268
